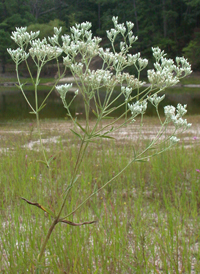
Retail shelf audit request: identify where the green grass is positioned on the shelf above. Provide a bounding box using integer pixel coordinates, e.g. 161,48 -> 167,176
0,118 -> 200,273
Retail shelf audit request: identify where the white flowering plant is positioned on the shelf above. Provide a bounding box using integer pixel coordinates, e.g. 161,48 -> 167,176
8,16 -> 192,270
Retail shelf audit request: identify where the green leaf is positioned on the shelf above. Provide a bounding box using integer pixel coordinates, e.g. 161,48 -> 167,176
100,135 -> 115,139
136,159 -> 147,162
76,121 -> 88,135
15,83 -> 25,89
133,147 -> 136,159
70,129 -> 83,140
93,183 -> 98,194
47,154 -> 56,165
72,175 -> 80,185
103,107 -> 116,114
92,109 -> 99,118
38,103 -> 47,112
36,160 -> 48,166
103,126 -> 114,135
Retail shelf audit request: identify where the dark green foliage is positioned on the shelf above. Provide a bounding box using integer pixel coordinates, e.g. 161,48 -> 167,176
27,19 -> 67,39
1,0 -> 200,71
183,32 -> 200,69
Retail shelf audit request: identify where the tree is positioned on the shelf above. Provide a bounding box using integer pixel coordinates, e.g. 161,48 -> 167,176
27,19 -> 66,39
0,29 -> 11,73
0,0 -> 36,72
183,31 -> 200,69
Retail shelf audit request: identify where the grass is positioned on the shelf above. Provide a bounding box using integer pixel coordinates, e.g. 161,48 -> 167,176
0,116 -> 200,273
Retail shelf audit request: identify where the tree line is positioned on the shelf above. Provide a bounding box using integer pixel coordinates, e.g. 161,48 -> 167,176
1,0 -> 200,73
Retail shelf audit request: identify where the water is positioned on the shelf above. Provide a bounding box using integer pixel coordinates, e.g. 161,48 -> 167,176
0,87 -> 199,121
0,89 -> 68,120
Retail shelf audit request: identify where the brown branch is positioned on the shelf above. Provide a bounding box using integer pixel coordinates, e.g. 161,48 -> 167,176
21,197 -> 48,213
58,219 -> 97,226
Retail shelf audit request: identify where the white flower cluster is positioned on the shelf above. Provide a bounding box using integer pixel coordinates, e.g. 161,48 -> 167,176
70,22 -> 92,43
98,48 -> 118,66
128,100 -> 148,117
61,34 -> 71,49
62,40 -> 79,58
62,37 -> 101,60
10,27 -> 40,48
56,83 -> 74,100
106,28 -> 119,42
170,136 -> 180,144
164,105 -> 176,119
176,103 -> 187,117
61,22 -> 101,60
61,16 -> 147,87
114,52 -> 127,67
175,57 -> 192,78
7,48 -> 29,64
152,47 -> 166,61
84,69 -> 114,89
148,47 -> 192,88
164,104 -> 192,129
117,73 -> 145,89
137,58 -> 148,70
48,27 -> 62,46
29,38 -> 62,62
127,53 -> 140,66
122,86 -> 132,101
107,16 -> 137,46
148,94 -> 165,107
7,19 -> 193,141
70,63 -> 84,75
63,55 -> 72,67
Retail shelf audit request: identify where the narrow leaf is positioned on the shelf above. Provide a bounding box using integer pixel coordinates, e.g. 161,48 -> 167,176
47,154 -> 57,165
76,121 -> 88,135
136,159 -> 147,162
100,135 -> 115,139
92,109 -> 99,118
36,160 -> 48,166
93,183 -> 98,194
38,103 -> 47,112
70,129 -> 82,140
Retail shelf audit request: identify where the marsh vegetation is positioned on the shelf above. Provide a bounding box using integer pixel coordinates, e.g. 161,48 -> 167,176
0,117 -> 200,273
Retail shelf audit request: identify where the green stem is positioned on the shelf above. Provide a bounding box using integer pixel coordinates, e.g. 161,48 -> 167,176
137,70 -> 140,101
16,64 -> 35,113
125,100 -> 128,122
35,67 -> 49,167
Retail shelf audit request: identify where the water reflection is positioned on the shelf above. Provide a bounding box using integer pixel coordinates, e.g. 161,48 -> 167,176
0,87 -> 200,121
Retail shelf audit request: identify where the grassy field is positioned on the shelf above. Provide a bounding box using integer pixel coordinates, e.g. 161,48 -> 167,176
0,116 -> 200,273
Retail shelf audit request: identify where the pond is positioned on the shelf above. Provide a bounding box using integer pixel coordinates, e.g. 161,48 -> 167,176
0,85 -> 200,121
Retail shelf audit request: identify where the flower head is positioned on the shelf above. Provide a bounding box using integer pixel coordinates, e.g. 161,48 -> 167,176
128,100 -> 148,117
10,27 -> 40,48
56,83 -> 73,99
